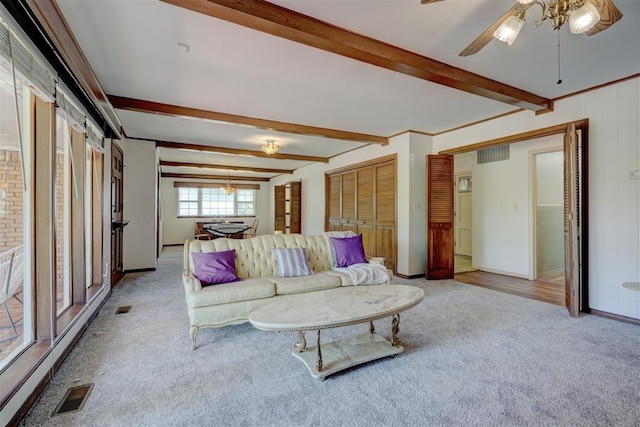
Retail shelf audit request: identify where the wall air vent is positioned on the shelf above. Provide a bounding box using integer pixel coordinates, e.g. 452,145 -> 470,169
477,145 -> 510,164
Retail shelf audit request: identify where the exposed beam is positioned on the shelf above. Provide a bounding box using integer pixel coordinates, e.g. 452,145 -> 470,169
160,0 -> 550,111
109,95 -> 387,145
155,139 -> 329,163
160,160 -> 293,174
25,0 -> 123,138
161,172 -> 270,182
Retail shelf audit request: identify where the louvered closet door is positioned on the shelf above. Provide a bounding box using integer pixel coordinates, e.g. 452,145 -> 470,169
327,174 -> 342,231
426,155 -> 454,279
274,185 -> 286,233
290,181 -> 302,234
563,124 -> 580,317
375,161 -> 396,272
357,167 -> 375,257
341,172 -> 357,233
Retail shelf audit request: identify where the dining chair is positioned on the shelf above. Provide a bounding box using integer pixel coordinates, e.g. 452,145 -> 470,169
244,218 -> 259,238
0,245 -> 24,343
194,221 -> 213,240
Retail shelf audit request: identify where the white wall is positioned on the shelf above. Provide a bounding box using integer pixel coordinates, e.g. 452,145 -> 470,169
536,151 -> 563,206
160,178 -> 270,245
120,138 -> 157,270
270,133 -> 432,276
434,77 -> 640,320
405,133 -> 431,276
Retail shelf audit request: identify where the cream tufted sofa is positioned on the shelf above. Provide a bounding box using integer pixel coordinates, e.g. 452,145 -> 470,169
183,234 -> 390,349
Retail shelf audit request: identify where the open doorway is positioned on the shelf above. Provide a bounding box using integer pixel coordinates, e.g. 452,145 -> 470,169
533,149 -> 565,287
454,153 -> 476,274
430,121 -> 588,314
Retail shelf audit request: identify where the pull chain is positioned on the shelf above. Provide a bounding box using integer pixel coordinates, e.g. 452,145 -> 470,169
557,29 -> 562,85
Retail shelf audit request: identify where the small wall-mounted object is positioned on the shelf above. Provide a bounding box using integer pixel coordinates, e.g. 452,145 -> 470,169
622,282 -> 640,292
629,170 -> 640,180
458,176 -> 472,192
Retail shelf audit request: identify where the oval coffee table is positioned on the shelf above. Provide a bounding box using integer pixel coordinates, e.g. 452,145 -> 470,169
249,284 -> 424,379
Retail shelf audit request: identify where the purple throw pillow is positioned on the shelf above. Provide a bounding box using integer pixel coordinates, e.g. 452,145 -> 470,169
191,249 -> 242,286
330,234 -> 367,267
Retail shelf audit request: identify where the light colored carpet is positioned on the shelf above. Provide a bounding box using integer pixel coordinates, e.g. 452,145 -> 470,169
20,246 -> 640,426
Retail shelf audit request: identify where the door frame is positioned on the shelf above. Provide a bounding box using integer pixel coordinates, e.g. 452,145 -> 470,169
439,119 -> 589,316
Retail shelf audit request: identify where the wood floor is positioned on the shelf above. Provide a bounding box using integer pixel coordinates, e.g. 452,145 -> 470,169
455,270 -> 565,306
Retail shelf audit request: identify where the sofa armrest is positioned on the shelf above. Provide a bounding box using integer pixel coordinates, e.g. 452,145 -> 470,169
183,270 -> 203,293
366,256 -> 385,266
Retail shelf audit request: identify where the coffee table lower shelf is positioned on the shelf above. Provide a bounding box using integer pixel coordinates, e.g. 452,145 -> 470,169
292,332 -> 403,380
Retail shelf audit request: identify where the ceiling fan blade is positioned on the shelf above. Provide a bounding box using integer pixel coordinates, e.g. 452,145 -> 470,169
459,3 -> 522,57
421,0 -> 446,4
585,0 -> 623,36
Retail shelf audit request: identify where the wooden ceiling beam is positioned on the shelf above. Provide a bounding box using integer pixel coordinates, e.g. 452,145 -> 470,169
109,95 -> 387,145
160,0 -> 551,111
155,139 -> 329,163
161,172 -> 270,182
159,160 -> 293,174
25,0 -> 123,138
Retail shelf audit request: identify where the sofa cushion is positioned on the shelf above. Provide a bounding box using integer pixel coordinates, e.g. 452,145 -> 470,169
271,272 -> 341,295
272,248 -> 314,277
330,234 -> 367,267
192,250 -> 241,286
187,278 -> 275,308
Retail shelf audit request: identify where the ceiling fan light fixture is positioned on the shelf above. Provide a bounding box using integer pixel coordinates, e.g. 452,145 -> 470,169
569,1 -> 601,34
261,139 -> 280,155
493,15 -> 525,45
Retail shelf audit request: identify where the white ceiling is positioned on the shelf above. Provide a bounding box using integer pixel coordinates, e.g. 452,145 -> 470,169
54,0 -> 640,180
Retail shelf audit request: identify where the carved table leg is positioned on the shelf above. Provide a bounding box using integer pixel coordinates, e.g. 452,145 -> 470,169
294,330 -> 307,353
391,314 -> 401,347
369,321 -> 375,334
316,330 -> 323,372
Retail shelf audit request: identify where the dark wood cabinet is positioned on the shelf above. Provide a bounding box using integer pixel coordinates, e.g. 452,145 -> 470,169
325,155 -> 396,272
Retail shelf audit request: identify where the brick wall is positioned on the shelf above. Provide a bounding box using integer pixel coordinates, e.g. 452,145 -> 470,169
0,150 -> 24,253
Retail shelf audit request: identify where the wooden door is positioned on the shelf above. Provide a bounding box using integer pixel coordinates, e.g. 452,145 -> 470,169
341,171 -> 357,233
563,124 -> 581,317
290,181 -> 302,234
274,185 -> 286,232
326,173 -> 342,231
375,161 -> 396,272
111,142 -> 124,287
356,167 -> 375,257
426,155 -> 454,280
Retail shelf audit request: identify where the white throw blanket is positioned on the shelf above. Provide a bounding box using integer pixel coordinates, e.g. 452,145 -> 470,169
332,262 -> 390,286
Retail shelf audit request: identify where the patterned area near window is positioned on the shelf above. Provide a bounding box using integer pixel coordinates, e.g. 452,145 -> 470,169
178,187 -> 255,216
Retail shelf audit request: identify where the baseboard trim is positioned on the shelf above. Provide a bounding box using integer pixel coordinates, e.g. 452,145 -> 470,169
476,267 -> 529,280
394,273 -> 424,280
124,267 -> 156,273
587,309 -> 640,326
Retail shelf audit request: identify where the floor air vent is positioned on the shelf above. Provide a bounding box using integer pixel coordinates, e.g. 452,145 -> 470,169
115,305 -> 131,314
52,384 -> 93,416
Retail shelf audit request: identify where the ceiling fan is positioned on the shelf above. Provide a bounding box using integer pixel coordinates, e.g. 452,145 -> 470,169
421,0 -> 623,56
